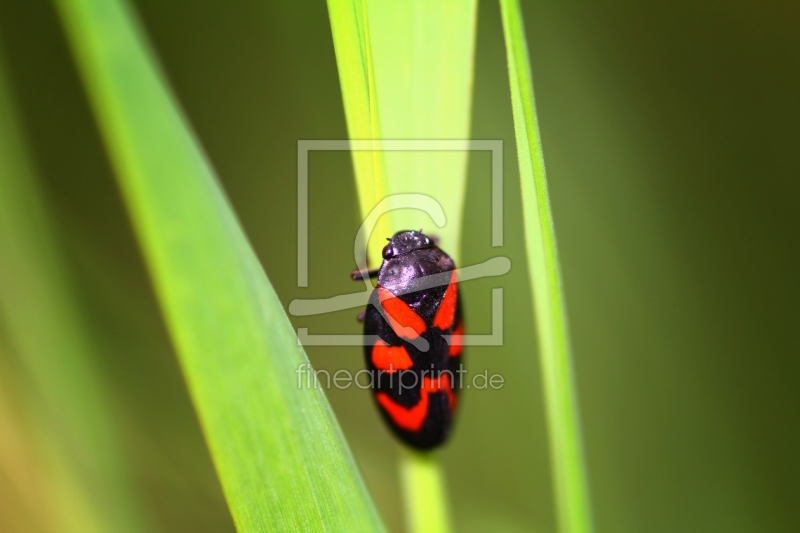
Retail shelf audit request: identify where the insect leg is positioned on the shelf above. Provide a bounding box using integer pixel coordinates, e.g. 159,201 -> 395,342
351,268 -> 380,281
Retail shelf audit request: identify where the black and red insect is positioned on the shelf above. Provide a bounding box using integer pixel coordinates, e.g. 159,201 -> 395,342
352,230 -> 464,449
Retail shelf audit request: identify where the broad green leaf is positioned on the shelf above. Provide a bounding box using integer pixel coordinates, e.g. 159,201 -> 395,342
0,48 -> 149,533
326,0 -> 392,265
327,2 -> 477,532
54,0 -> 385,531
366,1 -> 477,263
499,1 -> 594,533
327,0 -> 477,264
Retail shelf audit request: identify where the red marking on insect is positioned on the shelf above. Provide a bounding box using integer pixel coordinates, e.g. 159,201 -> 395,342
449,321 -> 464,357
378,287 -> 427,339
433,271 -> 458,330
371,339 -> 413,373
376,374 -> 455,431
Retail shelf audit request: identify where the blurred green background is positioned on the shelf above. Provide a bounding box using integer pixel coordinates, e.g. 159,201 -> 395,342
1,1 -> 798,532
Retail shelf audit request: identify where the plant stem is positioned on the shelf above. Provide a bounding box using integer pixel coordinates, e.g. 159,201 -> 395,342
400,448 -> 451,533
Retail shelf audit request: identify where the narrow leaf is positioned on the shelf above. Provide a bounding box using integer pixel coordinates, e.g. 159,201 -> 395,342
55,0 -> 385,530
366,0 -> 477,261
328,2 -> 477,533
327,0 -> 477,262
499,1 -> 594,532
327,0 -> 392,264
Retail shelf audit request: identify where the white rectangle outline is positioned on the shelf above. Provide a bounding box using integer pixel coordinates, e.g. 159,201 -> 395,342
296,139 -> 504,346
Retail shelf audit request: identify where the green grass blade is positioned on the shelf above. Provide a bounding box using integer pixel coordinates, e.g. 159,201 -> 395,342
499,1 -> 594,532
328,2 -> 477,532
399,448 -> 451,533
54,0 -> 385,531
0,47 -> 149,533
327,0 -> 477,263
327,0 -> 392,265
366,1 -> 477,261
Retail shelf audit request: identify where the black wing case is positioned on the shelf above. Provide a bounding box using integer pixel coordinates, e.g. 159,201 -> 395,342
363,286 -> 457,450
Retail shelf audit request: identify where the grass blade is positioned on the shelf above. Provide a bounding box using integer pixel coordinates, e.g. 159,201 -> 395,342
328,2 -> 477,532
499,1 -> 594,532
55,0 -> 385,530
327,0 -> 392,264
0,48 -> 149,533
366,1 -> 477,261
399,448 -> 451,533
327,0 -> 477,263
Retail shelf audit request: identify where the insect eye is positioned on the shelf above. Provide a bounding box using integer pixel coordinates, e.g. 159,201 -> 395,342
382,244 -> 394,259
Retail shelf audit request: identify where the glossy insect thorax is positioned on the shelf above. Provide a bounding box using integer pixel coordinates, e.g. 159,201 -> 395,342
359,230 -> 464,450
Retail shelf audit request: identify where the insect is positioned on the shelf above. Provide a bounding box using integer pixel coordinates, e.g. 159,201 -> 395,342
352,230 -> 464,449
